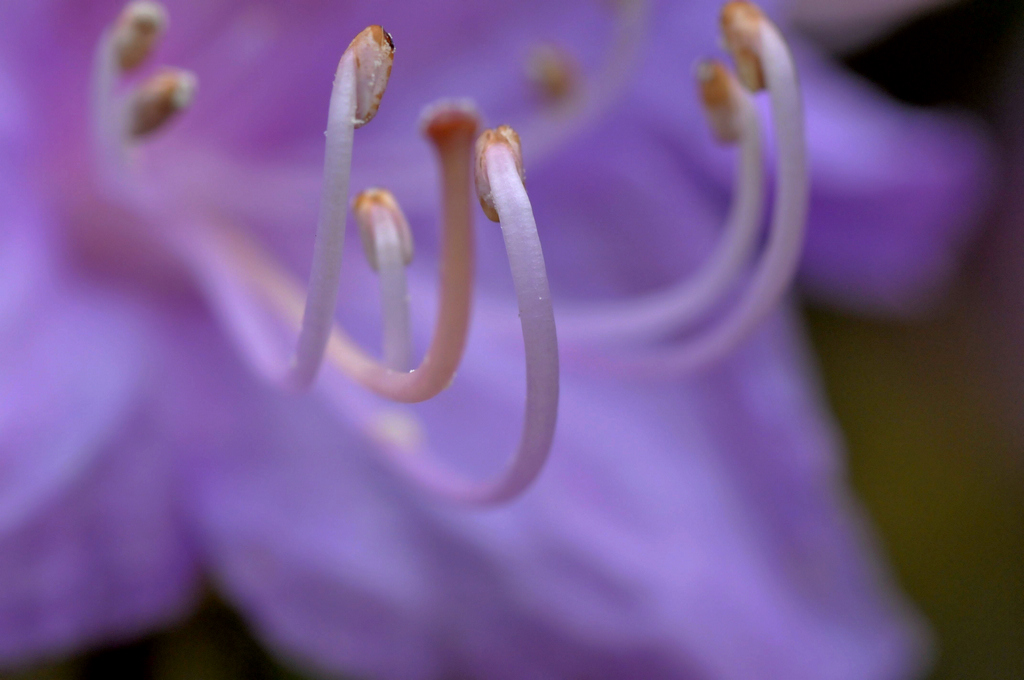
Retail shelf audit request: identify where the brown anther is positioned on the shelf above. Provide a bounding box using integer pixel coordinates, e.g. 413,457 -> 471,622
352,188 -> 415,271
721,1 -> 766,91
419,99 -> 480,144
474,126 -> 525,223
696,60 -> 743,144
112,1 -> 168,72
127,68 -> 196,138
345,25 -> 395,127
526,44 -> 580,105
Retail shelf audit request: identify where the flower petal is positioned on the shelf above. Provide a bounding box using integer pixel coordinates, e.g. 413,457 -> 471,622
792,43 -> 992,313
187,297 -> 926,679
0,68 -> 198,658
0,277 -> 200,664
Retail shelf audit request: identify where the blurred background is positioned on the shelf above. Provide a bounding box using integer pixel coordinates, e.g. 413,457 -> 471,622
4,0 -> 1024,678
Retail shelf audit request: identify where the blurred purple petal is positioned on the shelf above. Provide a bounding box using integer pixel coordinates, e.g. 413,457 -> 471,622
184,290 -> 927,678
793,44 -> 992,313
0,272 -> 199,664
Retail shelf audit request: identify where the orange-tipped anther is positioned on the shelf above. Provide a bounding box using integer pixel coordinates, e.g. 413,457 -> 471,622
346,25 -> 395,127
112,1 -> 168,72
352,188 -> 415,271
721,1 -> 766,91
696,60 -> 744,144
474,126 -> 525,222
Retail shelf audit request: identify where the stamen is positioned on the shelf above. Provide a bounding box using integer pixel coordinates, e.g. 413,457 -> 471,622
353,189 -> 414,371
186,100 -> 478,404
697,59 -> 744,144
348,25 -> 395,127
112,1 -> 167,72
474,126 -> 525,222
287,25 -> 394,389
388,125 -> 557,504
177,118 -> 556,504
622,2 -> 807,375
318,100 -> 478,402
721,1 -> 766,91
354,126 -> 558,504
526,44 -> 580,107
557,60 -> 765,344
126,68 -> 196,138
516,0 -> 649,162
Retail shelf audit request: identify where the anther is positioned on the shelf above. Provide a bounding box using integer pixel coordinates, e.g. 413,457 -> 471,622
346,25 -> 395,127
353,189 -> 414,271
475,126 -> 525,222
126,68 -> 196,138
697,60 -> 745,144
112,1 -> 168,72
721,1 -> 766,91
526,44 -> 580,105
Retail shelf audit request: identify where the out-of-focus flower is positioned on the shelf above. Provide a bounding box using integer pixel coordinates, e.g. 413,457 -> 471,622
791,0 -> 964,51
0,1 -> 992,679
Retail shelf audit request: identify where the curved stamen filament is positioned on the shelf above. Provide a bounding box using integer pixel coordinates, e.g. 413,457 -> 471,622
354,189 -> 414,372
364,128 -> 558,505
181,101 -> 478,404
558,60 -> 764,344
623,3 -> 807,375
91,2 -> 194,186
288,26 -> 394,389
180,124 -> 559,504
287,49 -> 359,389
319,102 -> 477,402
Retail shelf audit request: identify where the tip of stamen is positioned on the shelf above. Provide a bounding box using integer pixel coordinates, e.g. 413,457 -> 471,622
352,188 -> 415,270
721,1 -> 766,91
345,25 -> 395,128
526,44 -> 580,106
113,1 -> 168,72
696,60 -> 744,144
127,68 -> 196,139
474,126 -> 525,223
419,99 -> 480,144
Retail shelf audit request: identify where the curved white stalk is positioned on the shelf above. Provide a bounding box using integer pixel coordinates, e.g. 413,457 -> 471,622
287,51 -> 359,389
363,134 -> 559,505
558,62 -> 765,344
354,189 -> 415,372
625,5 -> 808,375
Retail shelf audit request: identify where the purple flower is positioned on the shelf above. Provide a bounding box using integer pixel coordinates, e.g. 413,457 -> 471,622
0,1 -> 990,678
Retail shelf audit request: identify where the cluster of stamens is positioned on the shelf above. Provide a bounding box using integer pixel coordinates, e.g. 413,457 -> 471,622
88,1 -> 805,505
559,1 -> 808,377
